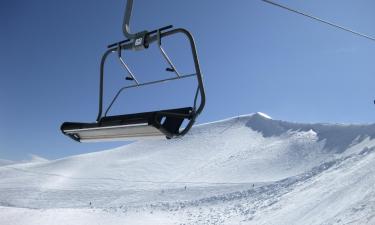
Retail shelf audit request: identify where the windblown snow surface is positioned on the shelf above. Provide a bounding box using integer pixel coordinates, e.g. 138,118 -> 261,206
1,113 -> 375,225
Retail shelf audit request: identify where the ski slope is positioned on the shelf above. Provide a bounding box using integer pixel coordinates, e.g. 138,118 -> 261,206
0,159 -> 14,167
1,112 -> 375,225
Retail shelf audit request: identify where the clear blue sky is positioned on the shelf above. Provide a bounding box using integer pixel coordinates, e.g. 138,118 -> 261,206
1,0 -> 375,160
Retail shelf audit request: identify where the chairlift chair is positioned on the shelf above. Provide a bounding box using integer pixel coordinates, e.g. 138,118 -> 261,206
61,0 -> 206,142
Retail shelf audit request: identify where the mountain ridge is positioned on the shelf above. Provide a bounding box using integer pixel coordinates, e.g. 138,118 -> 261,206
1,113 -> 375,224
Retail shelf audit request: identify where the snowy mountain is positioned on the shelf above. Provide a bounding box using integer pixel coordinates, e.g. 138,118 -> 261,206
1,112 -> 375,225
24,154 -> 49,163
0,159 -> 14,167
0,155 -> 48,167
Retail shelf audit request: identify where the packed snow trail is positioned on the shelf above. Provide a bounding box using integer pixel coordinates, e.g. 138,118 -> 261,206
1,112 -> 375,224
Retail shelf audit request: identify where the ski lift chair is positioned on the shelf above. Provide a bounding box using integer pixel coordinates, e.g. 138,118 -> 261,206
61,0 -> 206,142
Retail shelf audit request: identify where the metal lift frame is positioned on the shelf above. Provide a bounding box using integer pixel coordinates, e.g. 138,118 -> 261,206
97,0 -> 206,136
61,0 -> 205,141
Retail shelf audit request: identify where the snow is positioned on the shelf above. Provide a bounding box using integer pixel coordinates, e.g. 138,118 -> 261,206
0,155 -> 48,167
25,154 -> 49,163
255,112 -> 272,119
0,159 -> 14,167
1,113 -> 375,224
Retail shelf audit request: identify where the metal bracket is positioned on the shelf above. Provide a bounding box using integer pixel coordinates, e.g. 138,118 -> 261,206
133,31 -> 149,50
122,0 -> 149,50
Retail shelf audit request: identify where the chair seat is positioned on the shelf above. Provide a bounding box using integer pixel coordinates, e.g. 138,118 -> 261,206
61,107 -> 193,142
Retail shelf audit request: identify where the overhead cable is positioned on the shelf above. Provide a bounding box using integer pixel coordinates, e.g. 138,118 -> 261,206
262,0 -> 375,42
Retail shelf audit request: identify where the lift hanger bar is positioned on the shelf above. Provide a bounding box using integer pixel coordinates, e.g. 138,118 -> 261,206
122,0 -> 139,39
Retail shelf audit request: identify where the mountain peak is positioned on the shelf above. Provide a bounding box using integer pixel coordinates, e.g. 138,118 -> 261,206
27,154 -> 49,163
254,112 -> 272,120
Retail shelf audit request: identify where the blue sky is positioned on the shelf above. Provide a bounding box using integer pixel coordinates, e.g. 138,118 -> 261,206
1,0 -> 375,160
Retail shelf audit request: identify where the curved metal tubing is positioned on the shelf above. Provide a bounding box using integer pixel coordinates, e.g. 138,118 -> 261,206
96,28 -> 206,138
122,0 -> 136,39
96,49 -> 116,122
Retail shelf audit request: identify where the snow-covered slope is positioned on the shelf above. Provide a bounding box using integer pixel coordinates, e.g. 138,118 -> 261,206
1,113 -> 375,225
0,159 -> 14,167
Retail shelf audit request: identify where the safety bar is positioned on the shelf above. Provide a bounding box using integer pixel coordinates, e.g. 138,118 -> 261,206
110,26 -> 182,89
96,28 -> 206,133
104,73 -> 196,117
